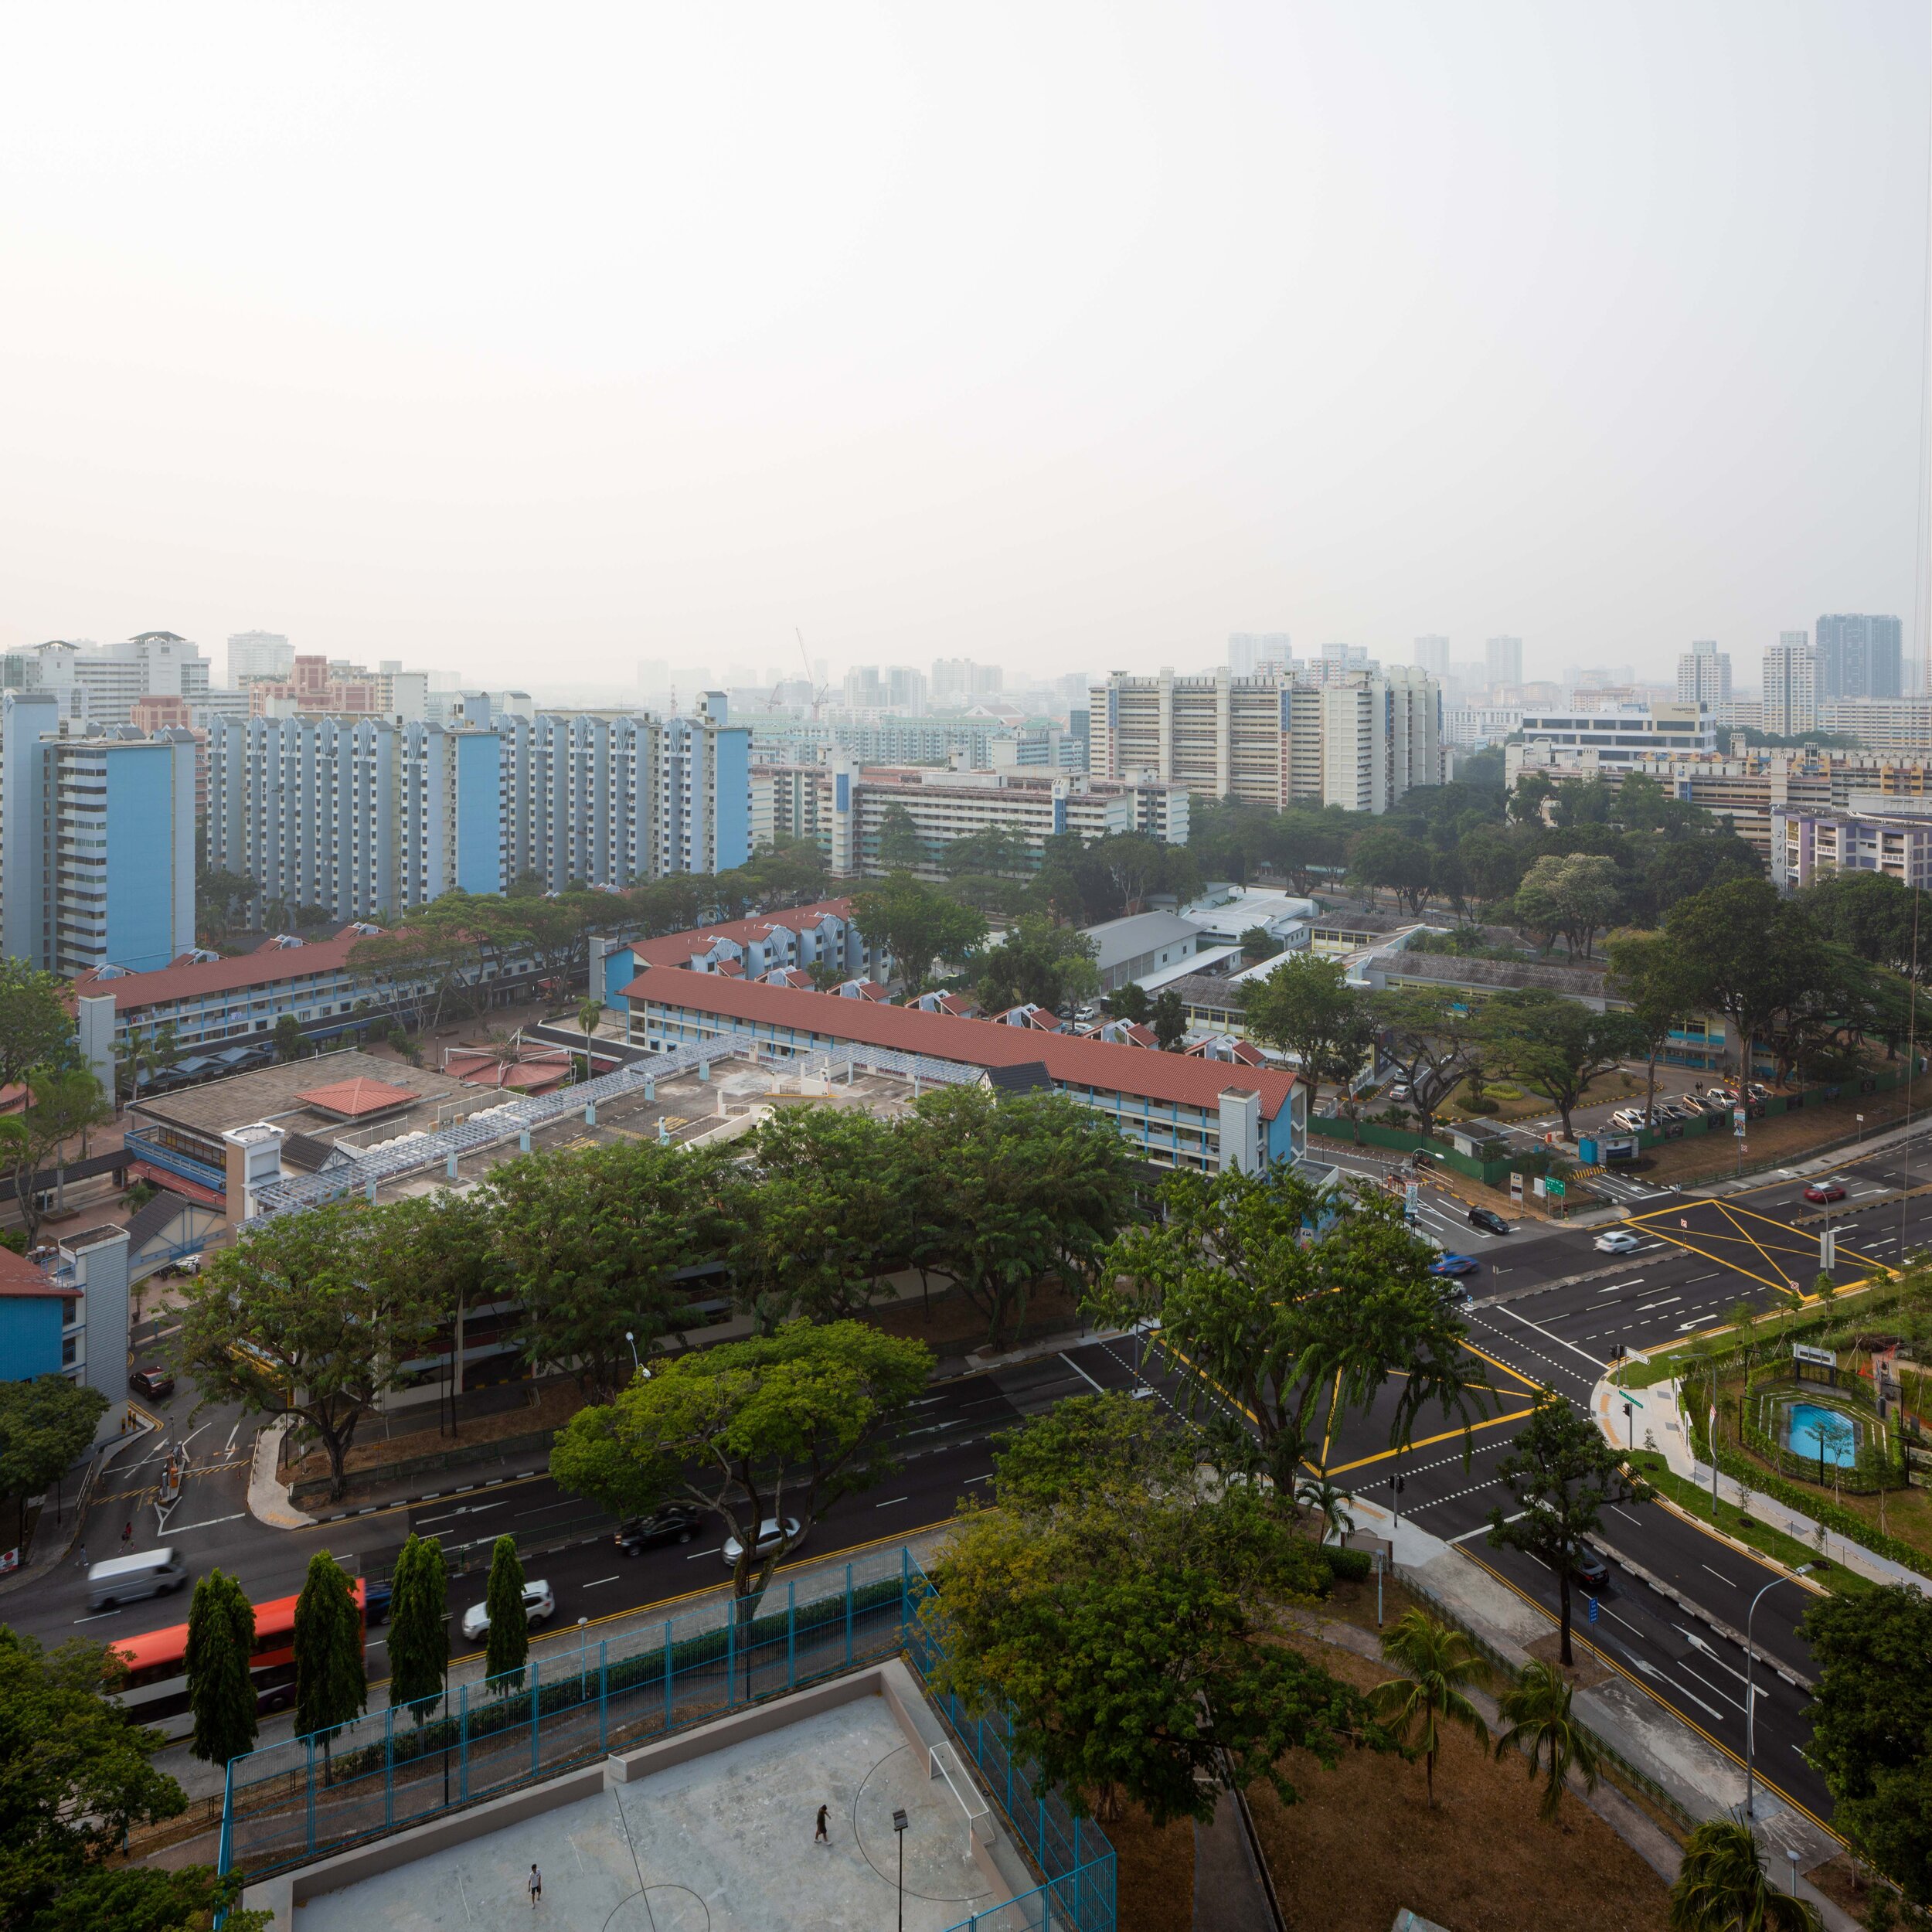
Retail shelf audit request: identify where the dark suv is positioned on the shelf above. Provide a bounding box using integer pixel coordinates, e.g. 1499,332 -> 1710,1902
614,1505 -> 706,1555
1468,1206 -> 1510,1236
1570,1543 -> 1610,1594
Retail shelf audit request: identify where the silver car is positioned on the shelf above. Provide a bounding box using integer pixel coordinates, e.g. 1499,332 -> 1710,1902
460,1579 -> 555,1642
721,1517 -> 802,1566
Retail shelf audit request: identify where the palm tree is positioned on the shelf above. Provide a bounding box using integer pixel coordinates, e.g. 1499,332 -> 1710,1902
1294,1475 -> 1355,1544
576,997 -> 604,1080
1494,1659 -> 1603,1823
1368,1607 -> 1490,1808
1668,1817 -> 1820,1931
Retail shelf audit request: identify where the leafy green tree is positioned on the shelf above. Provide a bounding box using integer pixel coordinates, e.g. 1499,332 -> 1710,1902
928,1395 -> 1376,1825
27,1865 -> 270,1932
1369,985 -> 1491,1137
939,826 -> 1031,879
1094,1165 -> 1491,1494
575,997 -> 604,1077
4,1070 -> 112,1243
1605,927 -> 1709,1127
487,1139 -> 728,1405
975,914 -> 1100,1014
386,1532 -> 450,1720
292,1550 -> 366,1749
729,1106 -> 906,1329
1665,879 -> 1831,1087
176,1199 -> 437,1500
1369,1608 -> 1489,1808
1488,1388 -> 1650,1665
849,874 -> 987,993
1090,832 -> 1196,918
482,1535 -> 529,1692
0,1375 -> 107,1551
1511,852 -> 1622,958
1151,988 -> 1186,1050
1668,1816 -> 1821,1930
183,1570 -> 257,1767
1240,954 -> 1376,1117
272,1013 -> 306,1063
1483,990 -> 1648,1141
0,1626 -> 216,1929
875,803 -> 925,872
1494,1658 -> 1603,1824
551,1321 -> 931,1638
1801,1584 -> 1932,1906
1238,923 -> 1276,962
362,1190 -> 499,1430
0,961 -> 77,1095
900,1087 -> 1137,1345
1104,981 -> 1151,1025
1349,825 -> 1435,914
1457,823 -> 1526,913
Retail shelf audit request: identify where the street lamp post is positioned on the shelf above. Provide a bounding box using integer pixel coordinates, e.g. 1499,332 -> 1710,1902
893,1808 -> 909,1932
1745,1566 -> 1811,1818
624,1331 -> 639,1376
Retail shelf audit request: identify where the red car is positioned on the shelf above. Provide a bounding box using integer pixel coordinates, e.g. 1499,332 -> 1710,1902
1802,1180 -> 1847,1204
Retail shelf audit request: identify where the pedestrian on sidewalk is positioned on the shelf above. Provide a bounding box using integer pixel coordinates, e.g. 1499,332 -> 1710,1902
121,1521 -> 133,1547
77,1543 -> 87,1570
528,1863 -> 542,1907
815,1804 -> 829,1845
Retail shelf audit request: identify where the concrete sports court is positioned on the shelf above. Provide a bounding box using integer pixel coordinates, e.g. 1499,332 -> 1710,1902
243,1662 -> 1040,1932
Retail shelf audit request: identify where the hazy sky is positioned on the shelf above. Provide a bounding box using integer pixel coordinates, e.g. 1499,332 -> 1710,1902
3,3 -> 1929,692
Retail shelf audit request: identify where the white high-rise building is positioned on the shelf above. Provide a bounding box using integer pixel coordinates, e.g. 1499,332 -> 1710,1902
228,631 -> 294,684
1085,666 -> 1438,815
930,658 -> 1004,700
27,634 -> 212,727
1413,635 -> 1451,678
1485,636 -> 1524,689
1763,634 -> 1818,738
1676,639 -> 1732,709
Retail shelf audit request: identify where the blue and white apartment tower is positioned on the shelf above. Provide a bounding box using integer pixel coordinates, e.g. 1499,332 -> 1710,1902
1,691 -> 196,976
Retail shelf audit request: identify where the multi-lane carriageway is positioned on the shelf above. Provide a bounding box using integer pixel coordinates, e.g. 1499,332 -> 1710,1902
1315,1134 -> 1932,1838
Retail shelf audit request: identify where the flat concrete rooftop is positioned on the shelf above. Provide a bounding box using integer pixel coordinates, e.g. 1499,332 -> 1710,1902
276,1684 -> 1005,1931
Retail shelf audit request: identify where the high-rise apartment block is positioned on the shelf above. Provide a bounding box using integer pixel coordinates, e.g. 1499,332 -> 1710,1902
206,697 -> 750,925
1675,639 -> 1731,709
1815,614 -> 1903,700
1085,667 -> 1440,813
1762,634 -> 1818,737
1412,636 -> 1451,678
24,633 -> 211,728
1227,634 -> 1293,678
0,692 -> 196,976
227,631 -> 294,683
930,658 -> 1004,700
1485,636 -> 1523,689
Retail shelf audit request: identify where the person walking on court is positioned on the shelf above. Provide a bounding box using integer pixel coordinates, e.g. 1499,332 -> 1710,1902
528,1863 -> 541,1907
815,1804 -> 830,1845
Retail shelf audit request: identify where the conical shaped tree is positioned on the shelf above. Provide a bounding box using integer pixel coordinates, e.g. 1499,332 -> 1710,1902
1494,1658 -> 1603,1824
1368,1607 -> 1490,1808
1669,1817 -> 1821,1931
185,1569 -> 258,1767
294,1549 -> 366,1756
387,1533 -> 450,1723
482,1535 -> 529,1694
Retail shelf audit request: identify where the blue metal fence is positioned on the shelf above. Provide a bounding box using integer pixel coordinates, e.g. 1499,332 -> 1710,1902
215,1544 -> 1117,1932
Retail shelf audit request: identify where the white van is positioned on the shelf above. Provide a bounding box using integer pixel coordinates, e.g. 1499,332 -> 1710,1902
87,1546 -> 188,1611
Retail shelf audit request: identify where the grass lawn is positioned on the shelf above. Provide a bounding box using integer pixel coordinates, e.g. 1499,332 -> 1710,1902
1107,1807 -> 1195,1932
1246,1632 -> 1673,1932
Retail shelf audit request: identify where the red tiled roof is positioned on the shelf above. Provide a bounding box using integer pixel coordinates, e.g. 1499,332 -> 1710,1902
294,1076 -> 421,1118
70,928 -> 385,1014
621,968 -> 1296,1120
628,899 -> 855,971
0,1247 -> 78,1298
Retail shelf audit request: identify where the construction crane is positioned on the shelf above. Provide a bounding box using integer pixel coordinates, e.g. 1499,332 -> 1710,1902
793,627 -> 832,722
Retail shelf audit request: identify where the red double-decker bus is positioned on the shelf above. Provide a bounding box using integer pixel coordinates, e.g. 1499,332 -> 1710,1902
107,1577 -> 367,1733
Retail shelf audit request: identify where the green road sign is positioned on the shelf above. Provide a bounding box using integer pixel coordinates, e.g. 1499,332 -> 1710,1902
1546,1179 -> 1566,1196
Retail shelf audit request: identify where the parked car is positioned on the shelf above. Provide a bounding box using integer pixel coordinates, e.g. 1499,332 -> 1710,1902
614,1504 -> 706,1555
1802,1179 -> 1847,1204
721,1517 -> 802,1566
1389,1082 -> 1410,1100
1610,1109 -> 1645,1131
1468,1206 -> 1511,1236
459,1579 -> 556,1642
128,1367 -> 175,1400
1593,1229 -> 1641,1254
1427,1253 -> 1480,1278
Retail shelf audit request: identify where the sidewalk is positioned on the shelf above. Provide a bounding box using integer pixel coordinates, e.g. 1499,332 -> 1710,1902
0,1419 -> 158,1602
1589,1372 -> 1931,1594
1345,1492 -> 1859,1931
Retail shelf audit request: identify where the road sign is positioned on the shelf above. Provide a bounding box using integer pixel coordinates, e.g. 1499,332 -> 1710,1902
1546,1179 -> 1566,1197
1587,1594 -> 1599,1626
1794,1342 -> 1838,1368
1509,1171 -> 1525,1202
1820,1230 -> 1836,1269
